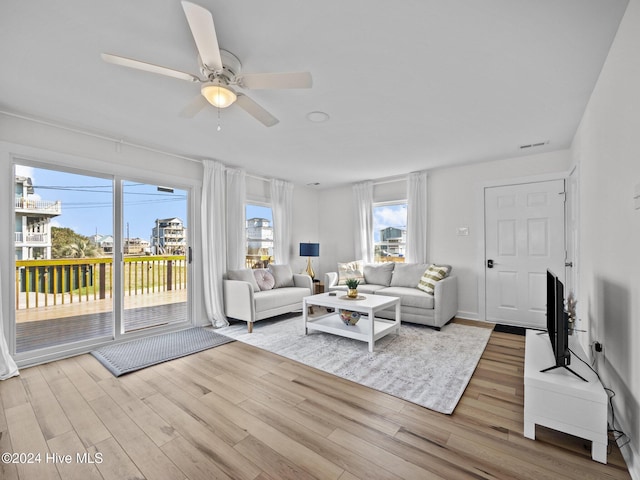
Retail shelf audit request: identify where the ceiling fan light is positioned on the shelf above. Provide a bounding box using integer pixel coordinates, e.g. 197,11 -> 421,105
201,83 -> 237,108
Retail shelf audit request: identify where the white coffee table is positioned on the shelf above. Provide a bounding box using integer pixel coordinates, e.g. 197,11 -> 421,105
303,292 -> 401,352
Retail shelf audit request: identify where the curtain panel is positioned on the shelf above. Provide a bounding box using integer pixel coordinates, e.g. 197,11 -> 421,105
225,168 -> 246,271
0,259 -> 19,380
201,161 -> 229,327
353,181 -> 374,264
406,170 -> 428,264
270,179 -> 294,264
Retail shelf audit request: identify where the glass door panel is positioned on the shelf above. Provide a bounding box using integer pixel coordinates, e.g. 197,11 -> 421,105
14,165 -> 114,353
122,181 -> 189,333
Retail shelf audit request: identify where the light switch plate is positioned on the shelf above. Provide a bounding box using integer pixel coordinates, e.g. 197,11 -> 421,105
457,227 -> 469,236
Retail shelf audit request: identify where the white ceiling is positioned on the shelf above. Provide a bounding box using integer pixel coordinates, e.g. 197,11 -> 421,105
0,0 -> 628,188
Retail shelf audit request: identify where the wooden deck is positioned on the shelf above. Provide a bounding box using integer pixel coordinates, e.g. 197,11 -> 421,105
15,291 -> 188,353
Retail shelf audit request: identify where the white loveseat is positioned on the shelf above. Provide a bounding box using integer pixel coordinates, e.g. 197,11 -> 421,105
325,262 -> 458,330
223,265 -> 313,332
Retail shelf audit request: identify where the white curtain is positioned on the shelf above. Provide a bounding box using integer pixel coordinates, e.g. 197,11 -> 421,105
353,181 -> 374,263
0,260 -> 19,380
225,168 -> 246,271
270,179 -> 294,264
201,161 -> 229,327
406,170 -> 429,264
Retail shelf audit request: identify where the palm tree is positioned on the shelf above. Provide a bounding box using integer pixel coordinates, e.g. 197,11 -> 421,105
61,239 -> 101,258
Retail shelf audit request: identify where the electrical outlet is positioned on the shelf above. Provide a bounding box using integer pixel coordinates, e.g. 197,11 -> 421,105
594,342 -> 603,353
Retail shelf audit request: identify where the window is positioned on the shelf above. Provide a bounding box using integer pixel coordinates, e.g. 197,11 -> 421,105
373,202 -> 407,263
245,204 -> 273,268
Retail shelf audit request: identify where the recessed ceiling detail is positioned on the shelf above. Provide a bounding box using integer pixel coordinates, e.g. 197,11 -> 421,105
306,111 -> 330,123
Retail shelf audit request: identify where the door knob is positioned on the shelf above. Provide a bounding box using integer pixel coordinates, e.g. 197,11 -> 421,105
487,259 -> 494,269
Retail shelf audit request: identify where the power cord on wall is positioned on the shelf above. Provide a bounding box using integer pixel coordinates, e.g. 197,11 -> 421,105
569,347 -> 630,451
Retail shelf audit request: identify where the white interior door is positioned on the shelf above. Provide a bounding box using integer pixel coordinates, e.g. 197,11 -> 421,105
485,179 -> 566,328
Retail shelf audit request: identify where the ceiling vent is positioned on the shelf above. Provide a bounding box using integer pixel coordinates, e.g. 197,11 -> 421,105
519,140 -> 549,150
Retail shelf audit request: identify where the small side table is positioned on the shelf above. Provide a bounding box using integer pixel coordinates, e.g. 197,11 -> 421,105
313,281 -> 324,295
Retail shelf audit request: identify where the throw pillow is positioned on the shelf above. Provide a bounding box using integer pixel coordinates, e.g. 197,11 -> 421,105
268,264 -> 295,288
417,265 -> 451,294
253,269 -> 276,291
337,260 -> 365,285
227,268 -> 260,292
390,263 -> 431,287
363,262 -> 395,286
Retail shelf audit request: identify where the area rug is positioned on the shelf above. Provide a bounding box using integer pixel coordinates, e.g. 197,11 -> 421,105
91,327 -> 235,377
218,317 -> 493,414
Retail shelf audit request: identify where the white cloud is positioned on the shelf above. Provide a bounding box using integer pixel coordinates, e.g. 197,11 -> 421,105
373,205 -> 407,230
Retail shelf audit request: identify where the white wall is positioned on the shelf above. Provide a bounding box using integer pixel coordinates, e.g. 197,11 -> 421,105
429,150 -> 571,319
571,0 -> 640,475
317,150 -> 571,319
317,185 -> 355,277
245,175 -> 320,275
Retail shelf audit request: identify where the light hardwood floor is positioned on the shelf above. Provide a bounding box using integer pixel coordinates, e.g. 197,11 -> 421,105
0,320 -> 631,480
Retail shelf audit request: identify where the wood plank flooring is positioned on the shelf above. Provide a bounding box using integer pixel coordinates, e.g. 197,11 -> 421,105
0,320 -> 631,480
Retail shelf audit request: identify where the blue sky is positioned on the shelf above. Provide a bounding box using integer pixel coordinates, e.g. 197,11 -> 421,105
18,165 -> 404,243
16,165 -> 187,240
246,204 -> 272,222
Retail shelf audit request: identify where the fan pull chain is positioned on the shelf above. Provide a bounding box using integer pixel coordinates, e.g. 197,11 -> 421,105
217,106 -> 222,131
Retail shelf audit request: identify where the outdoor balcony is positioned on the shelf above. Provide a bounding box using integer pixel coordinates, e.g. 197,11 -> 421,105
15,255 -> 188,353
15,198 -> 62,216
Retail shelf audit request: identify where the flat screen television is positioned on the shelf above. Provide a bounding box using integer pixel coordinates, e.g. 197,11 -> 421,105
541,269 -> 587,382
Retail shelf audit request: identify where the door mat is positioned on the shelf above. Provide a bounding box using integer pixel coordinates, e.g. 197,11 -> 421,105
91,327 -> 234,376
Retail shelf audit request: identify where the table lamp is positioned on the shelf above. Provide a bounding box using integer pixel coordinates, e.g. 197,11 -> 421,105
299,242 -> 320,279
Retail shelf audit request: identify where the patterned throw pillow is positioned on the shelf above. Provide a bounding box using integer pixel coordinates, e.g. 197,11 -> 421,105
337,260 -> 365,285
253,269 -> 276,291
417,265 -> 451,294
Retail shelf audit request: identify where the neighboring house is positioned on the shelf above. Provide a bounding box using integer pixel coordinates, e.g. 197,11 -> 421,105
246,217 -> 274,266
14,176 -> 61,260
377,226 -> 406,258
124,237 -> 150,255
151,218 -> 187,255
89,233 -> 114,254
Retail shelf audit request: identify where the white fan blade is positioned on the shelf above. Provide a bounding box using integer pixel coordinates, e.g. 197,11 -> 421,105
239,72 -> 312,90
181,1 -> 223,72
235,94 -> 279,127
101,53 -> 200,83
180,95 -> 209,118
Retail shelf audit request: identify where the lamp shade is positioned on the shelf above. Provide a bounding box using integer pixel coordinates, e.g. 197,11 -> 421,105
201,82 -> 237,108
300,242 -> 320,257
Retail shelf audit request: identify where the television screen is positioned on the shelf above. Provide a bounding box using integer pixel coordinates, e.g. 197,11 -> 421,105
546,269 -> 557,356
542,269 -> 587,381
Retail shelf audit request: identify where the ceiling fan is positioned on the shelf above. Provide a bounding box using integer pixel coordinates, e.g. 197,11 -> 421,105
101,1 -> 312,127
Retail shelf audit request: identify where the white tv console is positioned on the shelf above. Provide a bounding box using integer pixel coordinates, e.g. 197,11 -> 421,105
524,329 -> 608,463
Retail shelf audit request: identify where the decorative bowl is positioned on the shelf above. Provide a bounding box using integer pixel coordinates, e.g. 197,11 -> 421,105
339,309 -> 361,326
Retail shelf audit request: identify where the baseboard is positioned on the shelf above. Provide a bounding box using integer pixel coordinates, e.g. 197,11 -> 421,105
455,311 -> 479,321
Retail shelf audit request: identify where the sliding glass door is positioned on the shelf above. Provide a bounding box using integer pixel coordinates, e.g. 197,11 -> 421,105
122,181 -> 189,332
13,164 -> 192,360
14,165 -> 115,353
